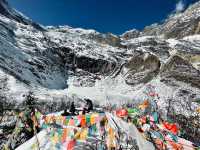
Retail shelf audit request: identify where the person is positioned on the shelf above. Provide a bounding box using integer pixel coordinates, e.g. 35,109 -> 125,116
31,109 -> 40,133
127,116 -> 132,124
84,99 -> 93,113
81,109 -> 86,115
69,102 -> 76,115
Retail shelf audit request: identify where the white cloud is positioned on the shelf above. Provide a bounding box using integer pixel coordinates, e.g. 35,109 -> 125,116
176,0 -> 185,12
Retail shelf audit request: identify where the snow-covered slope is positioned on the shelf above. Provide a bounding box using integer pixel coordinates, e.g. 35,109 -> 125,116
0,0 -> 199,112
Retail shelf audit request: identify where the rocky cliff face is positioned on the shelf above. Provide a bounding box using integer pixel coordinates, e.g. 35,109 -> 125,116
142,1 -> 200,38
0,0 -> 200,143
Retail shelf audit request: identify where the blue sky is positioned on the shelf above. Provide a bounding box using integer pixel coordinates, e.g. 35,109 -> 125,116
8,0 -> 198,34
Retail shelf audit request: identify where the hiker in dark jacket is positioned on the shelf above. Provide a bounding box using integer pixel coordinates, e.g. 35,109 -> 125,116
69,102 -> 76,115
85,99 -> 93,113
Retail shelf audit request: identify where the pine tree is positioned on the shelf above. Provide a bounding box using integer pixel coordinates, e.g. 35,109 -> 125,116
0,75 -> 8,116
23,91 -> 38,110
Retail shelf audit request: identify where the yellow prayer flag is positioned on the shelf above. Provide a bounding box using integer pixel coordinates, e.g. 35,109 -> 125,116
138,100 -> 149,110
196,107 -> 200,113
74,131 -> 81,139
90,114 -> 96,125
79,128 -> 88,140
53,133 -> 59,144
62,128 -> 68,143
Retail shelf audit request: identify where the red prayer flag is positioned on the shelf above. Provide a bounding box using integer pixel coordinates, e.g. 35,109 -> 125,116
66,139 -> 76,150
163,122 -> 178,135
116,109 -> 128,117
81,115 -> 86,127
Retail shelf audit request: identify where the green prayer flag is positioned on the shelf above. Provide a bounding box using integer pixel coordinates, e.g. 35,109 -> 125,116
86,115 -> 90,124
35,111 -> 41,119
65,116 -> 70,125
58,128 -> 62,136
127,108 -> 139,114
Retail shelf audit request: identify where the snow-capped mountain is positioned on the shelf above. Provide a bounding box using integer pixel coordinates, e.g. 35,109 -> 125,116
142,1 -> 200,38
0,0 -> 200,142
